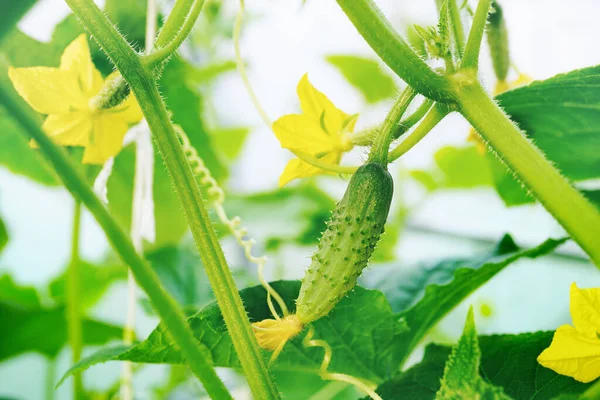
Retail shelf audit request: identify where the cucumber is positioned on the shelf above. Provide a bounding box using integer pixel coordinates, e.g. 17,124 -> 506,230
487,0 -> 510,82
295,162 -> 394,324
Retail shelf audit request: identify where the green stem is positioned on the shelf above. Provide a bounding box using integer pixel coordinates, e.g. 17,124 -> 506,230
369,87 -> 416,165
456,82 -> 600,266
0,72 -> 231,400
45,358 -> 56,400
448,0 -> 466,58
393,98 -> 434,139
388,105 -> 448,162
335,0 -> 454,101
67,200 -> 83,399
142,0 -> 206,66
461,0 -> 492,70
64,0 -> 279,397
155,0 -> 196,47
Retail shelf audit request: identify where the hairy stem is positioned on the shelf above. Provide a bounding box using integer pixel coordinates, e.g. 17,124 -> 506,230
155,0 -> 196,47
388,105 -> 448,162
461,0 -> 492,70
143,0 -> 206,66
64,0 -> 279,397
369,87 -> 416,165
336,0 -> 454,101
393,98 -> 434,139
448,0 -> 466,58
456,82 -> 600,266
67,201 -> 83,399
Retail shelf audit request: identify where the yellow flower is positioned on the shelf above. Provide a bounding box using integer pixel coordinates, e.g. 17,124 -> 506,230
273,74 -> 357,187
538,283 -> 600,383
8,34 -> 142,164
467,74 -> 533,153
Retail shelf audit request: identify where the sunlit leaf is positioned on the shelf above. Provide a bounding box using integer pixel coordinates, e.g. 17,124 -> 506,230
0,275 -> 122,361
210,126 -> 250,161
48,261 -> 127,310
362,235 -> 566,364
59,282 -> 408,389
436,308 -> 510,399
375,331 -> 589,399
326,55 -> 397,104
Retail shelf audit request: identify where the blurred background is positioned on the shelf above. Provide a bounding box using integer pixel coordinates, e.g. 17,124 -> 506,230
1,0 -> 600,398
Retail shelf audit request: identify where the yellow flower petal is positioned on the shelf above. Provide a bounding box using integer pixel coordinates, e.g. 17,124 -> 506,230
297,73 -> 350,135
42,112 -> 92,147
538,325 -> 600,383
108,93 -> 143,124
82,114 -> 129,164
570,283 -> 600,338
278,152 -> 340,187
253,315 -> 303,351
60,34 -> 103,97
273,114 -> 336,154
8,67 -> 88,113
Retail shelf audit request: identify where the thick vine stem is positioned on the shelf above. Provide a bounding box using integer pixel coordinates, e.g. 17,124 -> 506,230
336,0 -> 455,102
0,80 -> 231,398
155,0 -> 196,47
63,0 -> 280,397
456,81 -> 600,266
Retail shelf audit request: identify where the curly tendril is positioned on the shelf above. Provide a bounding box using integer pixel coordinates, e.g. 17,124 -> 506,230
175,125 -> 289,319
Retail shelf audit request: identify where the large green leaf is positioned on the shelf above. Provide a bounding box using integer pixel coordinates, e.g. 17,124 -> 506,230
436,308 -> 510,399
363,235 -> 566,364
59,282 -> 408,391
48,261 -> 127,311
0,275 -> 122,361
145,244 -> 213,310
375,331 -> 589,400
326,55 -> 397,104
498,66 -> 600,182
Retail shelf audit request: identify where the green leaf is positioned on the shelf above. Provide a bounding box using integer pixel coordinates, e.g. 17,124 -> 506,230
0,0 -> 37,44
159,57 -> 227,182
59,282 -> 409,391
210,126 -> 250,161
326,55 -> 397,104
187,60 -> 237,84
48,261 -> 127,310
107,144 -> 189,247
223,184 -> 336,248
363,235 -> 566,364
436,308 -> 510,399
0,212 -> 7,254
375,331 -> 589,400
0,275 -> 123,361
498,66 -> 600,182
145,244 -> 213,309
436,146 -> 493,188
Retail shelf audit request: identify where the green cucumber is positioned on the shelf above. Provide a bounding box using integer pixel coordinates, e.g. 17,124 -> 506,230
296,162 -> 393,324
487,0 -> 510,82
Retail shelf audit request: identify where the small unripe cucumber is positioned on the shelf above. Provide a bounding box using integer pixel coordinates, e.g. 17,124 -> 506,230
487,0 -> 510,82
296,162 -> 393,324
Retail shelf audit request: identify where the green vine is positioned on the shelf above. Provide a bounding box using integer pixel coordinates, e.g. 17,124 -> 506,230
63,0 -> 280,398
67,201 -> 83,400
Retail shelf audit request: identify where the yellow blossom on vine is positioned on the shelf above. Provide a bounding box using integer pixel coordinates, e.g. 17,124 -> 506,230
273,74 -> 357,187
468,73 -> 533,153
8,34 -> 142,164
537,283 -> 600,383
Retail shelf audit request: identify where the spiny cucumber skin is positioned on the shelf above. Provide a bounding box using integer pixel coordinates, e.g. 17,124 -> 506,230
296,163 -> 393,324
487,0 -> 510,82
